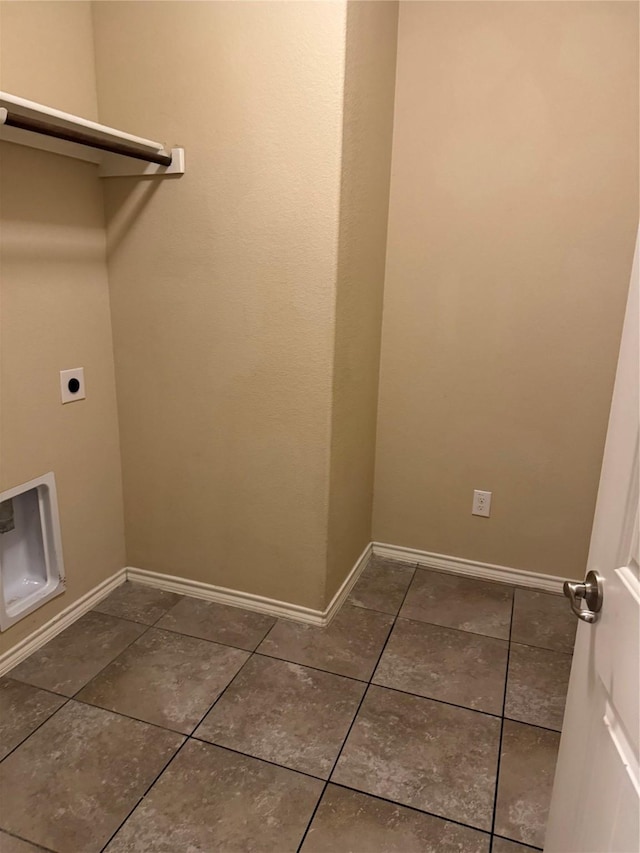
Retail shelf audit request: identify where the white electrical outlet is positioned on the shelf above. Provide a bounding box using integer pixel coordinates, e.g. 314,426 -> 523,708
60,368 -> 86,404
472,489 -> 492,517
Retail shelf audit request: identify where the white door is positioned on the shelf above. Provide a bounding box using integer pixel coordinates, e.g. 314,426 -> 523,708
545,230 -> 639,853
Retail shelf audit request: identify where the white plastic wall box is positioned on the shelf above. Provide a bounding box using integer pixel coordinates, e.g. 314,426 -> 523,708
0,472 -> 66,631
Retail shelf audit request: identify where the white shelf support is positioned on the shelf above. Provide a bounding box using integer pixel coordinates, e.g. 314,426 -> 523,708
0,92 -> 185,178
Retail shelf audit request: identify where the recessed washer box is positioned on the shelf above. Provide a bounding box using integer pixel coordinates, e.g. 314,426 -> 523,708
0,472 -> 66,631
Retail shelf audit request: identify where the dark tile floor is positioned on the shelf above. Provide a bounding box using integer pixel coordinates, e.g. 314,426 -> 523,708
0,559 -> 576,852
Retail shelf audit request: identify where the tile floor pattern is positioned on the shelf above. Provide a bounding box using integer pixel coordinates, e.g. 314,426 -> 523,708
0,560 -> 576,852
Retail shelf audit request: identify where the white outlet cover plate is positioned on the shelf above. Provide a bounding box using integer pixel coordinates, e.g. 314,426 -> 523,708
60,367 -> 86,403
472,489 -> 492,517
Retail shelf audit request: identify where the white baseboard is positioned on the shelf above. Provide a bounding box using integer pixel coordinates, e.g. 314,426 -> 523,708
323,541 -> 372,623
127,541 -> 372,628
0,568 -> 127,677
126,566 -> 328,625
0,546 -> 371,677
372,542 -> 567,594
0,539 -> 564,678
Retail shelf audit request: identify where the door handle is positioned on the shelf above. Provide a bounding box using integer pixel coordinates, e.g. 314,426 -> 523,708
563,570 -> 603,623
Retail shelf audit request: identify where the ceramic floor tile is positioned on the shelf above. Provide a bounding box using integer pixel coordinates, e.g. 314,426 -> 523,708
8,612 -> 146,696
0,678 -> 66,760
368,554 -> 417,572
301,785 -> 491,853
93,581 -> 182,625
347,559 -> 415,615
332,685 -> 501,830
400,569 -> 513,639
0,701 -> 183,853
0,832 -> 48,853
505,643 -> 572,731
156,596 -> 275,650
511,590 -> 576,653
77,627 -> 249,734
373,618 -> 508,714
195,655 -> 365,778
105,739 -> 323,853
492,837 -> 541,853
494,719 -> 560,848
257,604 -> 394,680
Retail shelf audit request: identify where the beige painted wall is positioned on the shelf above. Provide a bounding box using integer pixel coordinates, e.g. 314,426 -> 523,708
326,0 -> 398,600
92,1 -> 348,609
373,1 -> 639,579
6,0 -> 627,654
0,1 -> 125,652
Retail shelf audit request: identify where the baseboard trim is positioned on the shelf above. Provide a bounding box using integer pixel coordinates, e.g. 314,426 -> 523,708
372,542 -> 567,594
0,540 -> 562,678
0,546 -> 371,677
127,542 -> 372,628
0,568 -> 127,677
126,566 -> 328,626
323,541 -> 372,623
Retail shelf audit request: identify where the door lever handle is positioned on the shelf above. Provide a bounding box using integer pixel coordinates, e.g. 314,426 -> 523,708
563,570 -> 603,623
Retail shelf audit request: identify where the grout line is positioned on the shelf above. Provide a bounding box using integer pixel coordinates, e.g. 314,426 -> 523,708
95,602 -> 217,853
253,617 -> 278,648
70,623 -> 154,701
330,781 -> 493,837
0,696 -> 72,765
100,736 -> 329,853
0,604 -> 161,766
98,627 -> 318,850
293,698 -> 364,848
102,589 -> 573,657
492,833 -> 543,851
1,677 -> 74,701
148,596 -> 186,628
502,716 -> 562,736
252,649 -> 370,683
0,828 -> 56,852
188,737 -> 326,783
414,563 -> 516,587
368,559 -> 419,573
489,589 -> 516,843
59,652 -> 513,749
6,616 -> 365,771
69,696 -> 193,736
186,646 -> 258,733
370,681 -> 503,720
294,570 -> 414,852
100,588 -> 572,658
413,564 -> 565,596
91,609 -> 162,629
391,611 -> 512,643
98,735 -> 190,852
101,600 -> 253,851
507,638 -> 574,657
347,601 -> 409,618
156,622 -> 272,655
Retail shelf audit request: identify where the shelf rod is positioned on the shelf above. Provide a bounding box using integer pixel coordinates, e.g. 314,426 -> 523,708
0,108 -> 173,166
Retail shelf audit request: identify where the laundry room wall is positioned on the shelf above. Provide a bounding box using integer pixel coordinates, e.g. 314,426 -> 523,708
0,0 -> 126,652
373,0 -> 639,579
